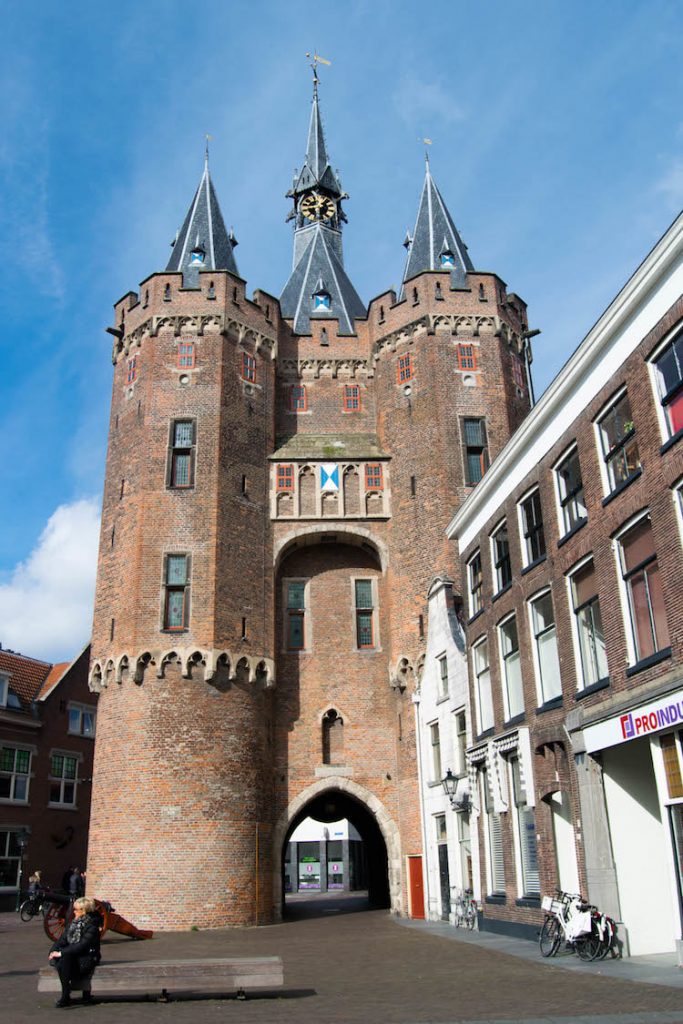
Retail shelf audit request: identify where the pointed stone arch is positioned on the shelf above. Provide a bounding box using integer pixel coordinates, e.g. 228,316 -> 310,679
272,777 -> 402,916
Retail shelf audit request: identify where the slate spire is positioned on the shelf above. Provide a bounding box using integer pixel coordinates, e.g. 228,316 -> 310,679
280,71 -> 365,336
166,147 -> 239,286
401,155 -> 474,295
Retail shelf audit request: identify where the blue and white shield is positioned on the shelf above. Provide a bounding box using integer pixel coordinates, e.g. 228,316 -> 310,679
320,464 -> 339,492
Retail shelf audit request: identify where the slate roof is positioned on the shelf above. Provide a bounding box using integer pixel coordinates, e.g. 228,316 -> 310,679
272,433 -> 386,460
280,224 -> 366,336
0,649 -> 51,708
292,78 -> 343,197
401,157 -> 474,295
166,154 -> 239,287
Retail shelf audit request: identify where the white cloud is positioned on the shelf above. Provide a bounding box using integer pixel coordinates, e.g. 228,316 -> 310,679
0,498 -> 100,663
392,73 -> 465,129
654,158 -> 683,206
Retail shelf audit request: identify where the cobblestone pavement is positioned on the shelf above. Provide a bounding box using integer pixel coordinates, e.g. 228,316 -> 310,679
2,894 -> 683,1023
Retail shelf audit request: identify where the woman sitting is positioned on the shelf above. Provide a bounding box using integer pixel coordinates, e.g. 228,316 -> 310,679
48,897 -> 102,1007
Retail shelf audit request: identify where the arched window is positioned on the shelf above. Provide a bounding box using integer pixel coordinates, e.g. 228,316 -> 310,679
322,709 -> 344,765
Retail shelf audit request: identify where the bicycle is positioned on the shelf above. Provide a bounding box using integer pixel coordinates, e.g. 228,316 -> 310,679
19,891 -> 47,922
452,888 -> 477,929
539,890 -> 602,961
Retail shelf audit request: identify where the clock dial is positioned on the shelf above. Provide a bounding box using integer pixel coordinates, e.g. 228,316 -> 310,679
300,192 -> 336,222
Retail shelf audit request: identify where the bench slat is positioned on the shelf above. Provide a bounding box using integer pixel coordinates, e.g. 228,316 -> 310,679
38,957 -> 284,995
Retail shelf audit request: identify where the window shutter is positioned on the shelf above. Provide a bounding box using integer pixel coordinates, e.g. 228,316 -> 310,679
489,812 -> 506,892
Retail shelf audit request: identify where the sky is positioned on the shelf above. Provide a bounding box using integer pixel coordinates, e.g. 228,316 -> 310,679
1,0 -> 682,663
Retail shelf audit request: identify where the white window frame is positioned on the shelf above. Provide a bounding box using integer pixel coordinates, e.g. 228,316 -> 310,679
67,703 -> 97,738
552,443 -> 587,537
48,750 -> 82,808
612,510 -> 669,666
467,549 -> 483,617
0,675 -> 7,708
351,576 -> 379,651
674,477 -> 683,549
437,654 -> 449,700
517,486 -> 546,568
481,767 -> 505,896
648,322 -> 683,443
565,555 -> 608,692
593,386 -> 640,497
527,587 -> 562,706
472,637 -> 494,734
429,721 -> 442,783
490,519 -> 511,595
453,708 -> 468,778
0,745 -> 33,804
497,613 -> 525,721
507,753 -> 540,898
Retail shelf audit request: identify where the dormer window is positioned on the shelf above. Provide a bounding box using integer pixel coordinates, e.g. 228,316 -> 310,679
0,675 -> 8,707
189,245 -> 206,266
312,278 -> 332,311
440,249 -> 456,268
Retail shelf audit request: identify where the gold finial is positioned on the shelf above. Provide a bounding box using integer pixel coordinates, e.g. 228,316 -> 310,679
417,137 -> 433,166
306,52 -> 331,92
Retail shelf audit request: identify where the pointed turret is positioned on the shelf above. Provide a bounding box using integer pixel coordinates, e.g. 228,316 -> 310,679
401,156 -> 474,295
166,149 -> 239,287
280,71 -> 365,336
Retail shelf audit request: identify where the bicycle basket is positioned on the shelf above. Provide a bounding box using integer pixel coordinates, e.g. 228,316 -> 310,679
541,896 -> 564,914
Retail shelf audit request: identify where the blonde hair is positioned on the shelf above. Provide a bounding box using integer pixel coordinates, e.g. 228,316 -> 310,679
73,897 -> 95,914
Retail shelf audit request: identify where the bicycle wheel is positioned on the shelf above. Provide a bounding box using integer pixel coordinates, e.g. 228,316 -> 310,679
576,919 -> 602,961
20,899 -> 36,922
43,902 -> 67,942
539,915 -> 561,957
465,905 -> 476,930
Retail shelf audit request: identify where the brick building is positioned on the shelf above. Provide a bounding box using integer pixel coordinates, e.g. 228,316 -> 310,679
87,69 -> 533,930
446,212 -> 683,959
0,644 -> 97,910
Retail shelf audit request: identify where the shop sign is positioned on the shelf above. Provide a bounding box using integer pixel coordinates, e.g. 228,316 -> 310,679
584,688 -> 683,753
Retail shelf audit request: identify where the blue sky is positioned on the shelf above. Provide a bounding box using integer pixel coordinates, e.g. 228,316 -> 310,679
1,0 -> 682,662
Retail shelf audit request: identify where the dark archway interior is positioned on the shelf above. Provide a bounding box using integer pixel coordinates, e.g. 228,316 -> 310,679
283,789 -> 390,914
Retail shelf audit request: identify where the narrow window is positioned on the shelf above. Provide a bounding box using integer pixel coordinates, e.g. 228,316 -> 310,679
509,754 -> 540,897
491,522 -> 512,593
241,617 -> 247,640
473,639 -> 493,733
164,283 -> 171,301
456,344 -> 477,371
499,615 -> 524,719
286,581 -> 306,650
397,353 -> 413,383
410,475 -> 417,496
597,391 -> 641,493
241,474 -> 248,496
120,478 -> 125,500
519,490 -> 546,565
379,305 -> 385,323
355,579 -> 375,648
418,613 -> 424,639
0,747 -> 31,801
556,448 -> 586,535
322,709 -> 344,765
169,420 -> 195,488
0,830 -> 23,890
163,554 -> 189,631
290,384 -> 307,412
127,355 -> 138,384
511,356 -> 526,391
276,464 -> 294,491
412,287 -> 419,305
177,341 -> 195,369
110,618 -> 115,641
242,352 -> 256,383
468,551 -> 483,617
529,591 -> 562,704
569,560 -> 608,689
343,384 -> 360,411
478,283 -> 486,301
110,525 -> 115,549
652,329 -> 683,439
49,754 -> 78,807
365,464 -> 383,490
430,722 -> 442,781
617,516 -> 670,662
438,655 -> 448,699
463,418 -> 489,485
482,767 -> 505,894
454,710 -> 467,777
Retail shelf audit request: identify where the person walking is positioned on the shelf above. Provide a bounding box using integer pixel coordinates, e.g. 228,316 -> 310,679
48,897 -> 102,1007
27,871 -> 43,896
68,867 -> 84,898
60,867 -> 73,894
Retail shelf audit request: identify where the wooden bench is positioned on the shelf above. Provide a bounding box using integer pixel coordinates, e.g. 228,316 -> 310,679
38,957 -> 284,1001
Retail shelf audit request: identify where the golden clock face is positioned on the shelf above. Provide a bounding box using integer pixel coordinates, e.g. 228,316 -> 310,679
301,192 -> 336,221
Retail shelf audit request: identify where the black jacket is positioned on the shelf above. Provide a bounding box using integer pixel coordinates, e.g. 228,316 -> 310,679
51,912 -> 102,970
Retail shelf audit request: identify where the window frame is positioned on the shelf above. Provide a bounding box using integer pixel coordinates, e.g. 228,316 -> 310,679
498,613 -> 525,721
462,417 -> 489,486
397,353 -> 413,383
481,767 -> 506,895
453,709 -> 467,778
553,444 -> 587,536
168,419 -> 196,489
284,578 -> 309,652
354,577 -> 377,650
594,388 -> 641,496
456,344 -> 477,371
364,463 -> 383,491
614,512 -> 670,665
508,753 -> 540,898
241,352 -> 256,383
0,675 -> 7,708
126,354 -> 138,385
342,384 -> 361,412
67,703 -> 96,738
518,487 -> 546,567
649,325 -> 683,442
0,830 -> 22,891
177,340 -> 196,369
162,553 -> 191,632
429,721 -> 442,783
0,745 -> 32,803
48,751 -> 81,808
276,464 -> 295,492
467,549 -> 483,617
472,637 -> 494,734
290,384 -> 307,412
527,587 -> 562,706
437,654 -> 449,700
566,557 -> 608,691
490,520 -> 512,594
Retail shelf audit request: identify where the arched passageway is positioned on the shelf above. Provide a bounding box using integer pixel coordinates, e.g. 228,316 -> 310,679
278,785 -> 396,919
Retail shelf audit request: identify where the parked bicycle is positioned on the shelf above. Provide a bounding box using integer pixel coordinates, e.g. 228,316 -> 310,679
452,887 -> 477,929
19,890 -> 48,922
539,890 -> 603,961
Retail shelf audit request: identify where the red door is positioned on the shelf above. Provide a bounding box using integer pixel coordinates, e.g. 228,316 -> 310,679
407,855 -> 425,919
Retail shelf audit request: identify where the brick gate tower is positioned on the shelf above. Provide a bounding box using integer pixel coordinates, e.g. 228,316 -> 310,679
87,71 -> 533,929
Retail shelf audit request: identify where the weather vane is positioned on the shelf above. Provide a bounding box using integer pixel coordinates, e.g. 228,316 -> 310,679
205,133 -> 213,164
306,51 -> 331,89
418,137 -> 433,164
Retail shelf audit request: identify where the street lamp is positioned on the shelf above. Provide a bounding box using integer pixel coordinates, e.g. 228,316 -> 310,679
441,770 -> 471,813
14,828 -> 30,911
